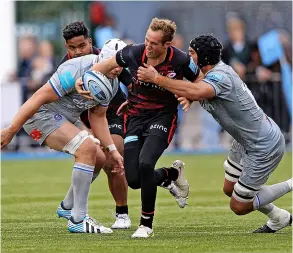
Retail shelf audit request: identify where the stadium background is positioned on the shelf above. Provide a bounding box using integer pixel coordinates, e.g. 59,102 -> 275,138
1,1 -> 292,253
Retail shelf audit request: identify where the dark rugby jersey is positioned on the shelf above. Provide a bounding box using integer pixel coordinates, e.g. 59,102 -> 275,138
116,44 -> 200,115
58,46 -> 131,113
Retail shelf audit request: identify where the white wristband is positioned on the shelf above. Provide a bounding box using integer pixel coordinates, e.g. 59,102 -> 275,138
106,144 -> 117,152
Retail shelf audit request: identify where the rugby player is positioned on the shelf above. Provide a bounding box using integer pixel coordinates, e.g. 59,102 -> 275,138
76,18 -> 203,238
137,34 -> 292,233
57,21 -> 131,229
0,43 -> 127,234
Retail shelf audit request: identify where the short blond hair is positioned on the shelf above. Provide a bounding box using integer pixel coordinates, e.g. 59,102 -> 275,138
149,17 -> 177,43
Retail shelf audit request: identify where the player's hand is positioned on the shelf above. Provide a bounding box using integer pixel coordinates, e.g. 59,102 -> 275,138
1,127 -> 16,150
117,100 -> 129,116
137,63 -> 158,83
108,150 -> 124,175
75,77 -> 93,100
175,95 -> 191,112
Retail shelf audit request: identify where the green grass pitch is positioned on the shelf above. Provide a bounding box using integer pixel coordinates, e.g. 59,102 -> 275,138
1,153 -> 292,253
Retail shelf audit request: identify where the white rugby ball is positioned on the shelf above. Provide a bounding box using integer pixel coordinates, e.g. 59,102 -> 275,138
82,70 -> 113,105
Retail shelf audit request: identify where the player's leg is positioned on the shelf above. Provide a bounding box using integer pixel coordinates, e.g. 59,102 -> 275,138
131,111 -> 189,238
24,113 -> 111,233
222,140 -> 244,197
131,135 -> 167,239
104,133 -> 131,229
229,135 -> 292,232
123,116 -> 144,190
222,139 -> 290,232
150,112 -> 190,208
57,119 -> 103,216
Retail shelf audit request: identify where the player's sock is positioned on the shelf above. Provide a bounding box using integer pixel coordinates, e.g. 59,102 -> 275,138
140,163 -> 157,229
140,211 -> 154,229
63,185 -> 74,209
253,179 -> 292,210
258,203 -> 275,215
71,162 -> 94,223
155,167 -> 179,186
116,205 -> 128,215
62,171 -> 100,210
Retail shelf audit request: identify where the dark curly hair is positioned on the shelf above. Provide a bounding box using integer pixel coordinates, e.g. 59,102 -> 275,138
62,21 -> 89,41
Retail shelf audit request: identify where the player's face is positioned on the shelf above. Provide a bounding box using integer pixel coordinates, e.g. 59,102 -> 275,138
106,66 -> 123,79
188,47 -> 198,64
145,29 -> 171,59
65,36 -> 92,58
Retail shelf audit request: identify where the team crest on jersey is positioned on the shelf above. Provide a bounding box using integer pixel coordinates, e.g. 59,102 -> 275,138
54,113 -> 63,121
166,72 -> 177,78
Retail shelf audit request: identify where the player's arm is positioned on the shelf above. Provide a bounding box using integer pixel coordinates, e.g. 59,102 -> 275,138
155,76 -> 215,101
137,64 -> 215,101
88,105 -> 124,171
91,56 -> 120,75
1,83 -> 59,149
88,105 -> 114,148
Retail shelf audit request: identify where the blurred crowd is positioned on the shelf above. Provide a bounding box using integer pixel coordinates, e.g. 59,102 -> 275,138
3,4 -> 292,152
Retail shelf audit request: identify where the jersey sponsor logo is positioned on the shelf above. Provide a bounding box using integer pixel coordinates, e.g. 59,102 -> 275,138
29,129 -> 43,141
108,124 -> 122,129
54,113 -> 63,121
166,72 -> 176,78
59,71 -> 75,90
150,124 -> 168,132
206,73 -> 223,82
133,77 -> 166,91
189,58 -> 198,74
72,98 -> 96,109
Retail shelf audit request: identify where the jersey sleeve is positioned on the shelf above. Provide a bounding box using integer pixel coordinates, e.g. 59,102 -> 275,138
202,70 -> 232,98
118,68 -> 132,86
182,56 -> 200,81
116,45 -> 132,68
49,62 -> 80,97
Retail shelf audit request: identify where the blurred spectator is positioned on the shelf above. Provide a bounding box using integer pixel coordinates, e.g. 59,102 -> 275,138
172,33 -> 184,50
246,41 -> 291,145
94,14 -> 120,48
88,1 -> 106,46
17,35 -> 37,103
222,13 -> 251,80
28,40 -> 55,96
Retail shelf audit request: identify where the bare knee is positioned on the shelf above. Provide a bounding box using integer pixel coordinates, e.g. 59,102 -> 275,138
75,138 -> 99,164
230,198 -> 253,215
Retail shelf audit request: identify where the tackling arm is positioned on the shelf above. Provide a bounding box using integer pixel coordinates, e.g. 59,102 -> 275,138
154,75 -> 215,101
91,56 -> 120,75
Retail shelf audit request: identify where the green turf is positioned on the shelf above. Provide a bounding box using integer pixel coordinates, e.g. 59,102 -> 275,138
1,153 -> 292,253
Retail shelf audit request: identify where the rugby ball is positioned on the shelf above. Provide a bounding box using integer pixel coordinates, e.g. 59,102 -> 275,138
82,70 -> 113,105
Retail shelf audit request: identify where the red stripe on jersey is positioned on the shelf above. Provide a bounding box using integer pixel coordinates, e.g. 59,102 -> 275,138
123,114 -> 128,134
142,49 -> 146,63
168,114 -> 177,144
